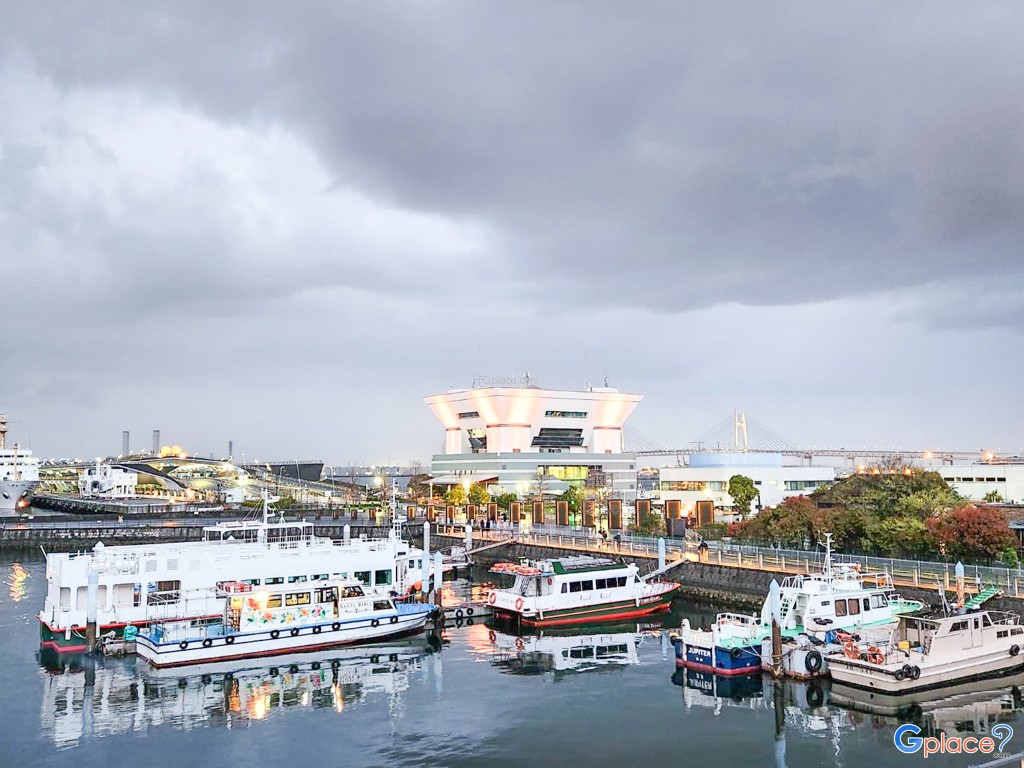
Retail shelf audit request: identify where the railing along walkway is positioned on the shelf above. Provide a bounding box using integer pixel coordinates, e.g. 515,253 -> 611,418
432,524 -> 1024,599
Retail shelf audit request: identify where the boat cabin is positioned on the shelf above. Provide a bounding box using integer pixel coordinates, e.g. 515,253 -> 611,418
491,556 -> 635,599
224,580 -> 396,634
891,611 -> 1024,656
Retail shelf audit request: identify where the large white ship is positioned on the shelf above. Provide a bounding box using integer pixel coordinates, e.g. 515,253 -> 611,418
0,413 -> 40,513
39,502 -> 436,654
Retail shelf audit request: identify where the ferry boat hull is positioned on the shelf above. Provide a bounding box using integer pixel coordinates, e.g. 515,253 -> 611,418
0,479 -> 37,512
828,649 -> 1024,696
509,592 -> 675,627
137,605 -> 434,668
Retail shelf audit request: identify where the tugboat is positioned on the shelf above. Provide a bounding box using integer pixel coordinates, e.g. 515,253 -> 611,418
826,610 -> 1024,694
136,579 -> 435,668
486,555 -> 678,626
673,534 -> 924,677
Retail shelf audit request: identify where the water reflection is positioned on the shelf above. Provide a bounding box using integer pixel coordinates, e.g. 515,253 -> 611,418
478,625 -> 645,676
39,640 -> 433,749
7,562 -> 28,602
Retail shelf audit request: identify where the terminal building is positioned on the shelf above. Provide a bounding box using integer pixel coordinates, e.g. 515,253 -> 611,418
659,452 -> 836,522
424,379 -> 643,499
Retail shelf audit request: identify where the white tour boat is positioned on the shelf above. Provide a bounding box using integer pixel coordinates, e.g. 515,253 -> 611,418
486,628 -> 643,675
0,413 -> 39,513
826,610 -> 1024,694
136,580 -> 435,668
674,534 -> 924,677
39,502 -> 434,654
487,555 -> 678,626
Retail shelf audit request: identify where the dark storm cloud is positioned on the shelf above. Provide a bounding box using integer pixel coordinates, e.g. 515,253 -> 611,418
7,1 -> 1024,316
3,2 -> 1024,459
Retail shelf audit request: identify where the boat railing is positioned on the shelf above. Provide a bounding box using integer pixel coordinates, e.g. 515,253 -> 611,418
716,612 -> 759,628
780,575 -> 805,589
987,611 -> 1021,626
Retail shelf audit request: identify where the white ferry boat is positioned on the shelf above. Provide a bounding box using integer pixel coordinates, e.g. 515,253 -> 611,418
827,610 -> 1024,694
487,556 -> 678,626
39,505 -> 433,654
136,580 -> 434,668
0,413 -> 39,513
674,535 -> 924,676
485,628 -> 642,675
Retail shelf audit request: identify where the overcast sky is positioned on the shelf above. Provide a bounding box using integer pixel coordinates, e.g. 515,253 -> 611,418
3,2 -> 1024,465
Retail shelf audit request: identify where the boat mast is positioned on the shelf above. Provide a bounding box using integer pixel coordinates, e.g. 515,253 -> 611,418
824,532 -> 833,583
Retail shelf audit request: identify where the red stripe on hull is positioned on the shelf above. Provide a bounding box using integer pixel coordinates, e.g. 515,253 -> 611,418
142,627 -> 426,668
675,658 -> 760,676
497,602 -> 671,628
41,640 -> 88,653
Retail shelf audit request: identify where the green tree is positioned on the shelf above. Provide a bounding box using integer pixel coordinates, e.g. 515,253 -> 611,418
864,516 -> 931,558
727,475 -> 759,518
562,484 -> 583,514
444,485 -> 466,505
630,510 -> 666,537
984,490 -> 1005,503
493,492 -> 517,510
468,484 -> 491,505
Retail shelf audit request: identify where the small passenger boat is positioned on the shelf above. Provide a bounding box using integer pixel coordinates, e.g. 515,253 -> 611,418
487,555 -> 678,626
826,610 -> 1024,694
136,579 -> 435,668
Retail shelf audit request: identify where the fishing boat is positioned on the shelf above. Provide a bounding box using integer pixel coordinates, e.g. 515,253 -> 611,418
673,534 -> 924,676
136,579 -> 435,668
486,555 -> 678,626
38,497 -> 434,653
826,610 -> 1024,695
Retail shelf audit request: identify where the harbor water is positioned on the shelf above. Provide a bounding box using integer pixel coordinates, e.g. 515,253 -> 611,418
0,550 -> 1015,767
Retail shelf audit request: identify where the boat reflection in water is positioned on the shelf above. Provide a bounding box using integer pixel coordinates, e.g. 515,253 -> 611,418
830,671 -> 1024,737
38,640 -> 432,749
481,625 -> 644,677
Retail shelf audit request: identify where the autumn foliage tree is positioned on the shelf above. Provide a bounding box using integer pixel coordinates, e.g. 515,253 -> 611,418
926,506 -> 1017,563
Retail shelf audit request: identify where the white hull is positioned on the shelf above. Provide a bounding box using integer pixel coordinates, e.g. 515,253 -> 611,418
0,479 -> 37,511
137,609 -> 432,668
829,647 -> 1024,695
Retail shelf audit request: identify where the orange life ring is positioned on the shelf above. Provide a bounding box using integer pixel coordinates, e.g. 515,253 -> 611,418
514,597 -> 524,611
547,578 -> 553,586
488,591 -> 497,605
867,646 -> 884,665
516,637 -> 524,650
844,641 -> 860,660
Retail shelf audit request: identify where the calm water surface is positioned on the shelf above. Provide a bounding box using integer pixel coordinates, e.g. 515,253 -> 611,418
0,551 -> 1015,767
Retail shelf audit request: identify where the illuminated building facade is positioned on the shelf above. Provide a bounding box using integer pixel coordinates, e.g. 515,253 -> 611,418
424,383 -> 643,499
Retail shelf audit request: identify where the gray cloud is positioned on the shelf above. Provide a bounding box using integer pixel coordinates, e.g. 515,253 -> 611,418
2,2 -> 1023,459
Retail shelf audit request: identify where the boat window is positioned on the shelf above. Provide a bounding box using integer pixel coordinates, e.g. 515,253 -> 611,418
355,571 -> 371,585
596,579 -> 607,589
310,573 -> 329,581
316,588 -> 338,603
76,586 -> 87,610
1012,628 -> 1023,636
287,575 -> 308,584
580,580 -> 594,591
561,583 -> 568,593
870,594 -> 884,609
983,615 -> 993,627
834,600 -> 847,617
820,600 -> 831,606
950,621 -> 968,632
998,630 -> 1009,639
570,582 -> 584,593
266,577 -> 284,586
148,580 -> 181,604
372,600 -> 392,611
570,648 -> 595,659
242,578 -> 261,586
374,570 -> 392,586
863,598 -> 870,612
341,586 -> 364,598
616,577 -> 627,588
285,592 -> 311,606
596,644 -> 628,657
974,619 -> 980,630
848,599 -> 860,616
267,595 -> 283,609
112,583 -> 139,608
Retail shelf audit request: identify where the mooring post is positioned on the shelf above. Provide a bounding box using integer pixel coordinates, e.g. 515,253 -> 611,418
86,565 -> 99,653
658,538 -> 666,571
343,523 -> 350,544
464,523 -> 473,552
432,551 -> 444,606
769,579 -> 783,677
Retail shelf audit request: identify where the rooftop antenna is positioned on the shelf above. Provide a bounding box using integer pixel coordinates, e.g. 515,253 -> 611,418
603,374 -> 609,387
